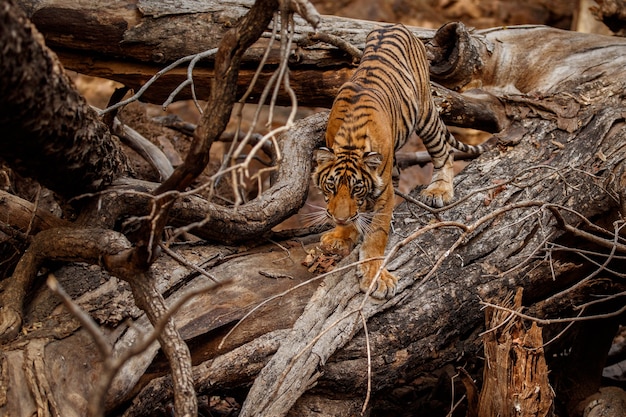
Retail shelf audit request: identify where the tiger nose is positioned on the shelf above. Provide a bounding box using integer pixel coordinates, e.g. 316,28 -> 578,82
326,209 -> 349,225
333,214 -> 350,225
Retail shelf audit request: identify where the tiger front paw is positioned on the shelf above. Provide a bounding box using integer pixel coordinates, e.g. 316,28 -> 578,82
420,181 -> 454,208
320,230 -> 355,257
358,260 -> 398,299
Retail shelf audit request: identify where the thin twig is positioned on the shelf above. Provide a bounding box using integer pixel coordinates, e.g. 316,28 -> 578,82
98,48 -> 218,116
359,311 -> 372,416
479,298 -> 626,325
160,243 -> 219,283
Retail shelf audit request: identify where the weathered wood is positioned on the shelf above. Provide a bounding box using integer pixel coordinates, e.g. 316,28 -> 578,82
478,290 -> 554,417
81,82 -> 626,416
1,0 -> 133,199
17,1 -> 626,109
0,190 -> 70,235
17,0 -> 384,107
1,99 -> 625,416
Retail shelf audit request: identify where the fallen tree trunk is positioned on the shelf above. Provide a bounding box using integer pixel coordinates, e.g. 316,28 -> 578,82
3,88 -> 625,416
2,3 -> 626,417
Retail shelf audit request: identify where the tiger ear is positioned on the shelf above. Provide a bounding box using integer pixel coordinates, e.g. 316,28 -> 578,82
314,147 -> 336,165
363,151 -> 382,170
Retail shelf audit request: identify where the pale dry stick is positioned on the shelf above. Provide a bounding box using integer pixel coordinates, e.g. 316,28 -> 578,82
160,243 -> 219,283
228,20 -> 294,204
445,373 -> 468,417
268,239 -> 294,264
222,17 -> 279,188
477,307 -> 519,338
98,48 -> 218,117
235,14 -> 299,200
537,307 -> 585,350
542,222 -> 621,305
547,237 -> 557,281
267,12 -> 297,126
166,216 -> 213,244
243,124 -> 288,188
162,49 -> 218,113
446,395 -> 468,417
227,17 -> 282,174
245,61 -> 300,191
47,274 -> 112,357
479,298 -> 626,325
569,164 -> 621,205
548,243 -> 626,277
359,311 -> 373,416
516,164 -> 580,191
489,206 -> 546,236
247,19 -> 301,186
576,291 -> 626,310
494,231 -> 556,279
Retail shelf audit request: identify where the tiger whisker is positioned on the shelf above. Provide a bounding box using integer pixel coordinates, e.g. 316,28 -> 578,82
355,212 -> 376,236
300,208 -> 331,227
304,202 -> 326,210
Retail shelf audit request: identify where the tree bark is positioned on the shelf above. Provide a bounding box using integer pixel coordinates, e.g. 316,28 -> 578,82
1,2 -> 626,417
1,0 -> 132,199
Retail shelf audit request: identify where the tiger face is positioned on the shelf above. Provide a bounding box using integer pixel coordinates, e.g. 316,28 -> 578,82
313,147 -> 384,230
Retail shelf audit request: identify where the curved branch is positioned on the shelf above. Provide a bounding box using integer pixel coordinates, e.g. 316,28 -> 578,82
170,112 -> 327,243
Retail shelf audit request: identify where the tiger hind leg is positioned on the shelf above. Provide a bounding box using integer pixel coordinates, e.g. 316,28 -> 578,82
420,152 -> 455,208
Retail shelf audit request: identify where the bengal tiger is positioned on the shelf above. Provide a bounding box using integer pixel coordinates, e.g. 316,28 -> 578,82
312,24 -> 488,299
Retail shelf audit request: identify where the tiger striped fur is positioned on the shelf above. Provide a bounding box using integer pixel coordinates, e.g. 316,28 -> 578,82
313,24 -> 487,299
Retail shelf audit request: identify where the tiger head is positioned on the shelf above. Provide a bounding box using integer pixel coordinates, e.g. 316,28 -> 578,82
313,147 -> 384,227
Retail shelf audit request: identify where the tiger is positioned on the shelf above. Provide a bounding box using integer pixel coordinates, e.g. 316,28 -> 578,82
312,24 -> 488,299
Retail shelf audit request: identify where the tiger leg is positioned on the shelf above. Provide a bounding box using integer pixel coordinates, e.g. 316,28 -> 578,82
421,147 -> 455,208
358,185 -> 398,299
320,224 -> 359,257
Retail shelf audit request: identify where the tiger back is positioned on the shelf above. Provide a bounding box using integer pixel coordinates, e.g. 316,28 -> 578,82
313,24 -> 486,299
